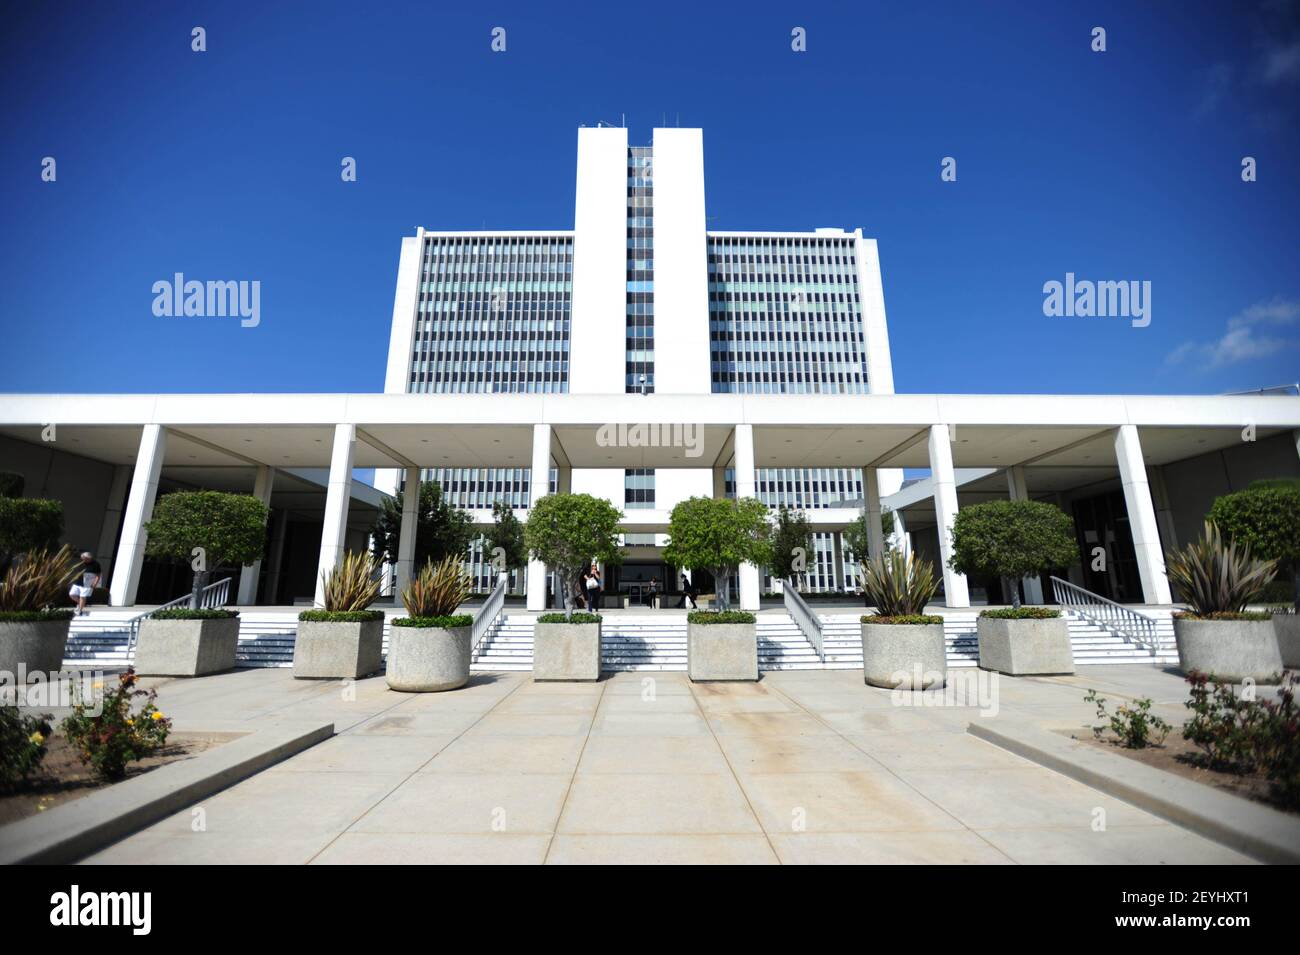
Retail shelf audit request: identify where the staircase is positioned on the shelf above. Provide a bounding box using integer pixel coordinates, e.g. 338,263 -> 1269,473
471,614 -> 535,671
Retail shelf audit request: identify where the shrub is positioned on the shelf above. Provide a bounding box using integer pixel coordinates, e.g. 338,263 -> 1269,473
1172,610 -> 1270,622
524,493 -> 624,617
0,545 -> 79,614
861,550 -> 939,617
61,668 -> 172,782
688,610 -> 756,625
0,472 -> 24,498
0,609 -> 74,623
392,614 -> 473,629
297,609 -> 385,623
537,612 -> 601,624
145,491 -> 268,608
1084,690 -> 1171,749
371,479 -> 475,571
1166,521 -> 1276,616
0,497 -> 63,571
980,606 -> 1061,619
0,707 -> 53,789
401,555 -> 471,619
1209,481 -> 1300,608
321,550 -> 380,613
861,614 -> 944,625
663,497 -> 771,613
948,500 -> 1077,607
150,607 -> 238,620
770,505 -> 813,586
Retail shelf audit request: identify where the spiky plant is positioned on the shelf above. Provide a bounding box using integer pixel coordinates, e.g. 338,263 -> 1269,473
402,555 -> 472,619
0,545 -> 79,613
1166,521 -> 1277,616
320,551 -> 380,612
861,549 -> 940,617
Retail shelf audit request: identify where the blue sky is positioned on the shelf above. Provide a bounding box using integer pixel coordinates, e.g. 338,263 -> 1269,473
2,0 -> 1297,396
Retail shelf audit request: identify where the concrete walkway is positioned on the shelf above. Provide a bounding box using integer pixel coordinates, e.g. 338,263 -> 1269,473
79,665 -> 1253,864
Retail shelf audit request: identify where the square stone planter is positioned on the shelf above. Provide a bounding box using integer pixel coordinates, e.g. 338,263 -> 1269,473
977,615 -> 1074,676
0,617 -> 71,681
533,621 -> 601,681
135,616 -> 239,677
860,621 -> 946,689
1175,616 -> 1284,684
1273,613 -> 1300,669
386,624 -> 472,692
293,618 -> 384,679
687,622 -> 757,682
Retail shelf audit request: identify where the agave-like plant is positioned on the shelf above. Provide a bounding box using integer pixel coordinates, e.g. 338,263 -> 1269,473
861,549 -> 940,617
402,555 -> 472,619
0,545 -> 79,613
320,551 -> 380,612
1166,521 -> 1277,616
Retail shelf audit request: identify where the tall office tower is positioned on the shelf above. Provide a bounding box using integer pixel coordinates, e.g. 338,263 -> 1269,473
382,127 -> 900,594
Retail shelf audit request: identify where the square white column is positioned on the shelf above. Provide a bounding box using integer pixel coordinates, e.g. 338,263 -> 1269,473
734,424 -> 760,610
526,424 -> 552,611
110,425 -> 167,608
236,465 -> 275,605
1114,425 -> 1173,605
862,468 -> 886,560
314,424 -> 355,607
831,532 -> 845,592
394,466 -> 421,598
1005,465 -> 1044,604
928,425 -> 970,608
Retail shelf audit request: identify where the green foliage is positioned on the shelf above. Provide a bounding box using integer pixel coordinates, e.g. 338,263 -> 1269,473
664,497 -> 771,612
0,545 -> 79,613
0,497 -> 64,565
401,555 -> 472,618
980,606 -> 1061,619
0,707 -> 52,789
861,614 -> 945,625
524,493 -> 624,615
150,608 -> 238,620
948,500 -> 1077,606
61,669 -> 172,782
1166,521 -> 1276,616
687,610 -> 757,624
144,491 -> 268,568
769,506 -> 813,584
372,480 -> 474,570
392,613 -> 474,629
861,550 -> 940,617
1084,689 -> 1171,749
0,472 -> 24,498
842,506 -> 896,562
320,551 -> 380,613
0,609 -> 74,622
297,609 -> 385,623
1173,610 -> 1271,621
484,501 -> 528,574
1209,482 -> 1300,608
538,612 -> 602,624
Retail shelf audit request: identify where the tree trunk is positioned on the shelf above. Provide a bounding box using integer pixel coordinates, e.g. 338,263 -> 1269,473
1004,577 -> 1020,610
189,569 -> 211,610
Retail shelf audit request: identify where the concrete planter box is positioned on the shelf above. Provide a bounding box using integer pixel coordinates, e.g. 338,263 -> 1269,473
1174,616 -> 1284,684
977,615 -> 1074,676
0,618 -> 71,681
135,616 -> 239,677
1273,613 -> 1300,669
860,622 -> 946,689
688,622 -> 757,682
386,624 -> 471,692
533,622 -> 601,681
293,618 -> 384,679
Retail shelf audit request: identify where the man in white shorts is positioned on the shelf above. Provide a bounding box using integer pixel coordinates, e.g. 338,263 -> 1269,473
69,551 -> 101,616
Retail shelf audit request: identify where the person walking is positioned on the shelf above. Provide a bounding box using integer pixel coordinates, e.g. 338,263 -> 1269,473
674,571 -> 697,610
69,551 -> 101,616
584,563 -> 602,611
647,576 -> 659,609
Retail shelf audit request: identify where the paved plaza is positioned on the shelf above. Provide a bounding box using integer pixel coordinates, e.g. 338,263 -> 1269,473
69,664 -> 1258,865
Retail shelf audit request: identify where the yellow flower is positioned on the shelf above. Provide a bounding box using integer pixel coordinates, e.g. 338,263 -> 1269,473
151,711 -> 165,721
29,731 -> 45,746
127,719 -> 134,726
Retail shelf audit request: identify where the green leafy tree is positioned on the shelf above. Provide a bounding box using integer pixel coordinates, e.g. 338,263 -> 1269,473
770,505 -> 814,589
1209,480 -> 1300,608
523,493 -> 624,616
842,505 -> 896,564
144,491 -> 268,608
948,499 -> 1077,608
372,480 -> 475,571
0,498 -> 63,575
663,496 -> 772,612
483,500 -> 528,590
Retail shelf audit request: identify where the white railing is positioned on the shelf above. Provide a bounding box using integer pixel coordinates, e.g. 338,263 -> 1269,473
783,578 -> 825,663
1049,576 -> 1159,652
471,572 -> 509,661
126,576 -> 233,654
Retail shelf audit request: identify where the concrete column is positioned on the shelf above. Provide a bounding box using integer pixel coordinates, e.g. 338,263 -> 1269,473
712,466 -> 727,499
891,510 -> 911,557
557,466 -> 572,495
1114,425 -> 1173,605
109,425 -> 166,608
394,466 -> 421,598
831,531 -> 845,592
95,464 -> 131,582
928,425 -> 970,608
734,424 -> 760,611
1005,465 -> 1045,604
862,468 -> 886,560
526,424 -> 551,611
235,465 -> 275,605
264,509 -> 288,605
313,424 -> 355,607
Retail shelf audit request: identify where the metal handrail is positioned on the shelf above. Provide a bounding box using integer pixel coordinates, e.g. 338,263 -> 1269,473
783,578 -> 825,663
1049,576 -> 1158,652
126,576 -> 233,654
471,572 -> 509,661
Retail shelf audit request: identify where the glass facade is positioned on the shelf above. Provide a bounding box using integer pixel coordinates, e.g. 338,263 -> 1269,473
626,146 -> 655,394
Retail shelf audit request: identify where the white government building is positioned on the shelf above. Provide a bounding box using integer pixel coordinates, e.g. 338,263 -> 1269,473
2,128 -> 1298,667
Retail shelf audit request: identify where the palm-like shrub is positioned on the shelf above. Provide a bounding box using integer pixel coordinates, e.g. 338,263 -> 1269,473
402,555 -> 472,619
321,551 -> 380,612
1166,521 -> 1277,616
861,550 -> 940,617
0,545 -> 79,614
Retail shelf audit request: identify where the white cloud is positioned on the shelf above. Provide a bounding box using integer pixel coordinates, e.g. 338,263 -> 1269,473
1166,296 -> 1300,368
